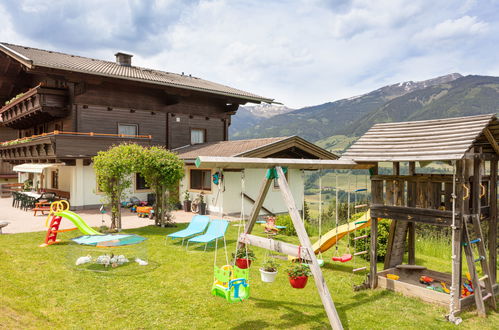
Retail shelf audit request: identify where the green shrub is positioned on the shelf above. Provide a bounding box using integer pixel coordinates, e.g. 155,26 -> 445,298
276,214 -> 313,236
349,218 -> 390,261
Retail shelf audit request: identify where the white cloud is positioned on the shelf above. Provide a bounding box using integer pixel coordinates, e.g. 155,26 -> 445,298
415,15 -> 488,41
0,0 -> 498,107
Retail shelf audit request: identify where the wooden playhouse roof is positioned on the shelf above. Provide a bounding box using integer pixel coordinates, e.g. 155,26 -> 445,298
341,114 -> 499,162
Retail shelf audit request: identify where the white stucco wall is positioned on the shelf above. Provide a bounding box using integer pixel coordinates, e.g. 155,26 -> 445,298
41,162 -> 150,209
180,166 -> 304,217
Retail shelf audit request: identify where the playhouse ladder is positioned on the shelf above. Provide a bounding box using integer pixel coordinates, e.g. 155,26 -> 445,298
352,203 -> 370,291
462,215 -> 497,316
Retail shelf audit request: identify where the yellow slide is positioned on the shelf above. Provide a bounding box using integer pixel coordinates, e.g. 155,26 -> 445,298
312,210 -> 371,254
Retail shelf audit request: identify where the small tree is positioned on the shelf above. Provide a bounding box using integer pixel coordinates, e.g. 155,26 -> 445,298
93,143 -> 143,230
139,146 -> 184,227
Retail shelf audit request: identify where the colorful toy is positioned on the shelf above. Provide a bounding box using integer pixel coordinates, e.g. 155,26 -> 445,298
440,281 -> 450,293
211,265 -> 250,303
137,206 -> 153,218
419,275 -> 434,285
387,274 -> 400,280
40,201 -> 103,247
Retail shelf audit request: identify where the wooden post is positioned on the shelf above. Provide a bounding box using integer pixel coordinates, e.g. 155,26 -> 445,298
407,161 -> 416,265
450,160 -> 464,316
275,166 -> 343,330
370,164 -> 379,287
238,175 -> 272,250
489,160 -> 497,283
370,217 -> 378,289
384,162 -> 399,269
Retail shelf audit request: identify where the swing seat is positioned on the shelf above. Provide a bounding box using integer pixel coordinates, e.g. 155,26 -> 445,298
332,254 -> 352,263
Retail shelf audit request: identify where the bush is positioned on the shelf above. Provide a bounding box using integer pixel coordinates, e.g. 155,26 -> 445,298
349,218 -> 390,262
276,214 -> 313,236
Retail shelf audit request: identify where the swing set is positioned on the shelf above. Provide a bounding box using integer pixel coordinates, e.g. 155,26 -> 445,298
196,156 -> 373,330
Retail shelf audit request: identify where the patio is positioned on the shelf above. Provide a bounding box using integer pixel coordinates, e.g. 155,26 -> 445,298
0,197 -> 220,234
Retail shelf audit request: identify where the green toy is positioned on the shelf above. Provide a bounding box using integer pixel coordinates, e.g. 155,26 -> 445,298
211,265 -> 250,303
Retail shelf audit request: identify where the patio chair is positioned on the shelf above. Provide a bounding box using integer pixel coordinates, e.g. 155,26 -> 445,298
166,215 -> 210,245
186,219 -> 229,251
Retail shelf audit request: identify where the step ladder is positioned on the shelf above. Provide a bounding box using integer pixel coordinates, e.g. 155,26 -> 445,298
352,202 -> 370,291
462,215 -> 497,316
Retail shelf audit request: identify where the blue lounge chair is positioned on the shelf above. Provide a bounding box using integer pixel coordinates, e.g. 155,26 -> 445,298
167,215 -> 210,245
186,219 -> 229,251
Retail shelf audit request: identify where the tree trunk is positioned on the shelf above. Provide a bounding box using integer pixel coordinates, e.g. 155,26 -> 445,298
154,186 -> 162,226
109,181 -> 117,230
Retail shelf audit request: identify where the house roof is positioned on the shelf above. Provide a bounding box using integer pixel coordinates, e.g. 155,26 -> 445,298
341,114 -> 499,162
0,42 -> 273,104
176,136 -> 338,161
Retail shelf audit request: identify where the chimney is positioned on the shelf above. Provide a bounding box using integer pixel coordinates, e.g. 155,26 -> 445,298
115,52 -> 133,66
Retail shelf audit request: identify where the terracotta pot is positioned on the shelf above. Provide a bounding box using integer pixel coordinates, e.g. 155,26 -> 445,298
289,275 -> 308,289
235,258 -> 252,269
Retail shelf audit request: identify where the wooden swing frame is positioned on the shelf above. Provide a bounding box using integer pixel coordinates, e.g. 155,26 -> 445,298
195,156 -> 374,330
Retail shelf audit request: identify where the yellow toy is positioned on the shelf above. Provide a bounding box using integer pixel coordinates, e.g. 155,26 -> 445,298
387,274 -> 400,280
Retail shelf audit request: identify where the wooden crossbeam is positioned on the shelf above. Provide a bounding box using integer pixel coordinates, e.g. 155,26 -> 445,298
484,128 -> 499,155
238,234 -> 313,260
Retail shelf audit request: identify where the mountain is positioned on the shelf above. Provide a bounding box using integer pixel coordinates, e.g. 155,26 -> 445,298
345,75 -> 499,136
231,73 -> 462,141
229,104 -> 294,136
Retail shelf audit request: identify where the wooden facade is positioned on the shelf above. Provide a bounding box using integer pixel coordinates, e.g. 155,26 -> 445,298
0,43 -> 271,170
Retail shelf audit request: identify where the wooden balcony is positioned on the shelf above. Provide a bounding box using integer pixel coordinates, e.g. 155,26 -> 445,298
0,131 -> 152,164
0,86 -> 68,129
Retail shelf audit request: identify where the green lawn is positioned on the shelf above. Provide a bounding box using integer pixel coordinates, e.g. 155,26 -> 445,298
0,224 -> 497,329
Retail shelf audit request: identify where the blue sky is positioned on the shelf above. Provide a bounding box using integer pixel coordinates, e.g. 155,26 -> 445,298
1,0 -> 498,108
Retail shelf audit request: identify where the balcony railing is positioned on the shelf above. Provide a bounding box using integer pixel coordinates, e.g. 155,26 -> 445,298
0,85 -> 68,128
0,131 -> 152,162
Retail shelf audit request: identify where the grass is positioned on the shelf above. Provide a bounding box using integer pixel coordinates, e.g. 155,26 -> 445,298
0,224 -> 497,329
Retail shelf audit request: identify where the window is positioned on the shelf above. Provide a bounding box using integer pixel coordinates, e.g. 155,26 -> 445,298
118,124 -> 138,136
135,173 -> 149,190
190,169 -> 211,191
51,170 -> 59,189
191,129 -> 205,144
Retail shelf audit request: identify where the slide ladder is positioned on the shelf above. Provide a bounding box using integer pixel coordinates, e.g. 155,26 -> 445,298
462,215 -> 496,316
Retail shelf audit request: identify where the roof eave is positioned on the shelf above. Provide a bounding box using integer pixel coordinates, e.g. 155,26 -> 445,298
32,63 -> 274,104
0,43 -> 33,69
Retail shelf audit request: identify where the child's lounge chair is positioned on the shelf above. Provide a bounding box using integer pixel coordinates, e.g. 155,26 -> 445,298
167,215 -> 210,245
186,219 -> 229,251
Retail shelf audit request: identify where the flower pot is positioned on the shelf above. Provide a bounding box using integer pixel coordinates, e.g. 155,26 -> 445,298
288,275 -> 308,289
235,258 -> 252,269
260,268 -> 278,283
199,203 -> 207,215
183,200 -> 191,212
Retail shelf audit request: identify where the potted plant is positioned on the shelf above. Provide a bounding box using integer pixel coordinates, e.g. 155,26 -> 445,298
232,248 -> 256,269
260,259 -> 278,283
198,192 -> 207,215
183,191 -> 191,212
287,263 -> 312,289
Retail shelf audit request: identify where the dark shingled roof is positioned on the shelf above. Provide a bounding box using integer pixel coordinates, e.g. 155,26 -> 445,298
175,136 -> 338,161
0,42 -> 273,103
341,114 -> 499,162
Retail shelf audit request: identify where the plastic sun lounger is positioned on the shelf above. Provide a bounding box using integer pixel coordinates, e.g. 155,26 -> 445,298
167,215 -> 210,245
186,219 -> 229,251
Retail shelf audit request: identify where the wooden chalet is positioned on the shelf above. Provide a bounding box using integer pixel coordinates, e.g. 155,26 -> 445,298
342,114 -> 498,321
0,42 -> 272,207
176,136 -> 338,216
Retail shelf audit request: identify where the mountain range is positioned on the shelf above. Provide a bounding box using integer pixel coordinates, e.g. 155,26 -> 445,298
230,73 -> 499,153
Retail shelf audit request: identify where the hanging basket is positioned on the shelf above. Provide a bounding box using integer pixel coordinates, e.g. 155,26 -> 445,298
235,258 -> 252,269
260,268 -> 278,283
289,275 -> 308,289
